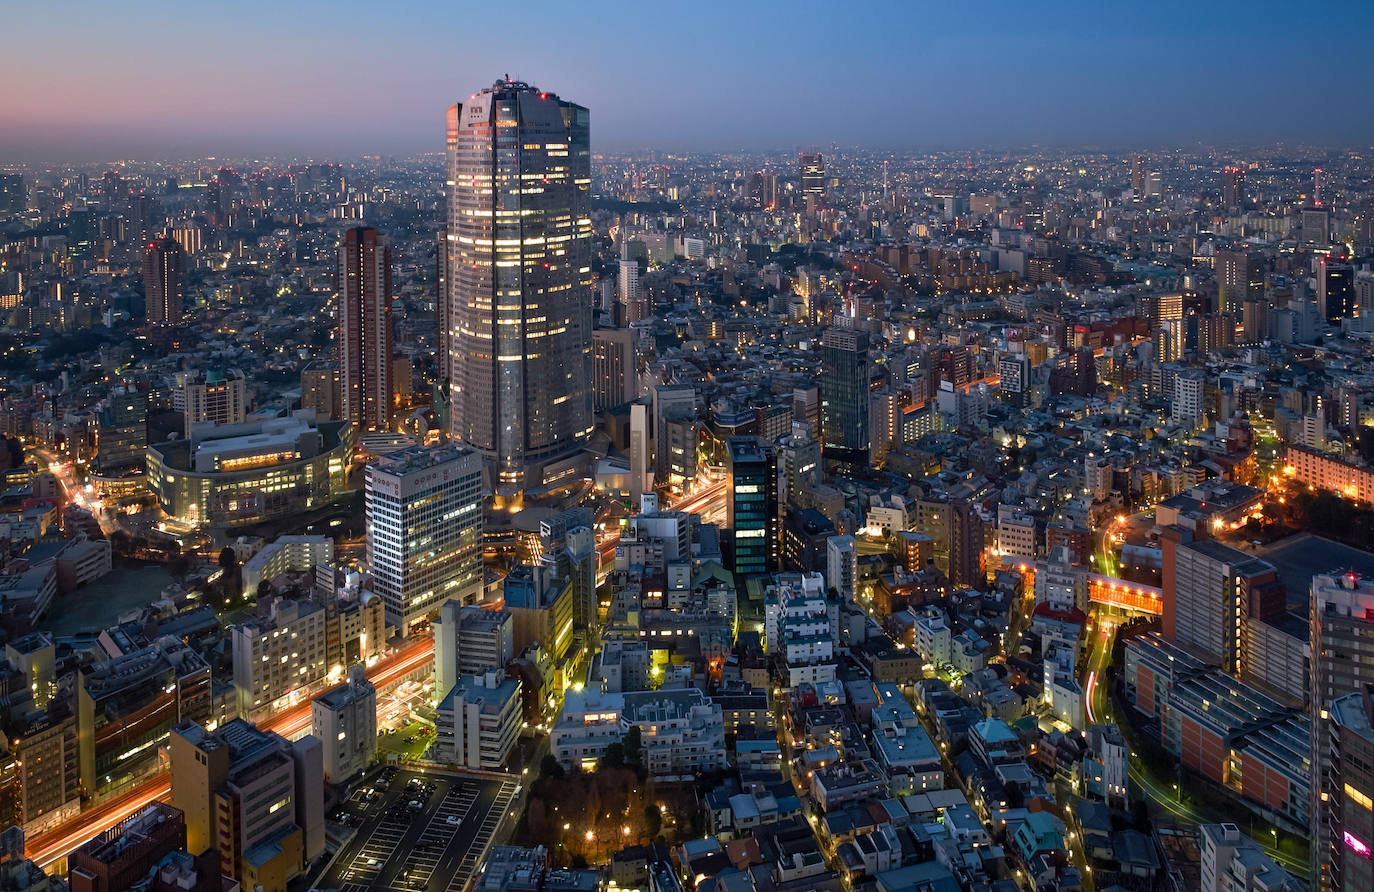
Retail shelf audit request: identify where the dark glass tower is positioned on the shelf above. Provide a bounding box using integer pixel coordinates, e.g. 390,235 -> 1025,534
445,78 -> 594,497
820,326 -> 870,469
726,437 -> 776,579
142,236 -> 185,325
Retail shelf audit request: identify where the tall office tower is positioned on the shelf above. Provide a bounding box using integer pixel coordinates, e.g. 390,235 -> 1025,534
1303,206 -> 1331,248
1221,165 -> 1245,210
365,445 -> 483,634
1160,532 -> 1283,674
1323,685 -> 1374,892
1318,258 -> 1356,324
726,438 -> 776,579
819,326 -> 870,468
170,719 -> 324,892
1215,249 -> 1265,315
1312,574 -> 1374,891
434,601 -> 515,703
617,258 -> 647,324
436,226 -> 452,386
1130,155 -> 1145,193
592,327 -> 636,411
338,227 -> 393,433
445,78 -> 593,497
799,153 -> 825,209
300,360 -> 340,420
179,369 -> 248,431
142,236 -> 185,325
825,535 -> 857,602
0,174 -> 24,215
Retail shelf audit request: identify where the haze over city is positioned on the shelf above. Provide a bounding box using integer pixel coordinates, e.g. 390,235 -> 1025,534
5,0 -> 1374,160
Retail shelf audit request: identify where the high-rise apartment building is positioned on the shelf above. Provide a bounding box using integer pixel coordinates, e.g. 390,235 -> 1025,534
445,78 -> 593,496
435,670 -> 522,770
1215,250 -> 1264,315
142,237 -> 184,325
169,719 -> 323,892
1318,258 -> 1355,324
826,535 -> 857,602
820,326 -> 870,468
178,369 -> 247,431
338,227 -> 393,432
365,445 -> 484,633
592,327 -> 636,411
726,438 -> 776,579
94,387 -> 148,476
1221,165 -> 1245,210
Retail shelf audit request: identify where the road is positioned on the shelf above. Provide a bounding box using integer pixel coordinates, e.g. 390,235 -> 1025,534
29,636 -> 435,869
1082,619 -> 1306,875
28,446 -> 119,536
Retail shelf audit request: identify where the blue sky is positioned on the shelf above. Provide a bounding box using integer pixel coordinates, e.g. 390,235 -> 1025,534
3,0 -> 1371,160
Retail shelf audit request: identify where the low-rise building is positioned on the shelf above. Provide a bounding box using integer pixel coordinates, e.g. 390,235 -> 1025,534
551,688 -> 726,776
436,670 -> 522,770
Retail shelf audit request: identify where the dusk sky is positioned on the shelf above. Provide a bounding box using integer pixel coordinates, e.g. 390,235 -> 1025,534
4,0 -> 1373,162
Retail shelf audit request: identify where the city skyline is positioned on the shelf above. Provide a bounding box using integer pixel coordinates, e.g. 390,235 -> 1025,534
5,0 -> 1374,161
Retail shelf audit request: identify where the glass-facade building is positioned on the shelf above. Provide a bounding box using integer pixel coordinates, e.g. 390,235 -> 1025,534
820,326 -> 871,468
445,78 -> 594,496
365,444 -> 484,634
727,437 -> 776,579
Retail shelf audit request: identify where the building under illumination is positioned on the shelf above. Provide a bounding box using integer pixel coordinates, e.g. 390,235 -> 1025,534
146,412 -> 354,529
365,444 -> 484,634
445,77 -> 594,496
338,227 -> 393,432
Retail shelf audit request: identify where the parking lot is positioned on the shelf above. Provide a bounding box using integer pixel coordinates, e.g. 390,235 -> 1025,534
317,767 -> 519,892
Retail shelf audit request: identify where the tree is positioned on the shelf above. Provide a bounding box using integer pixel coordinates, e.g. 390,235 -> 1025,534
644,803 -> 662,837
540,754 -> 565,780
218,546 -> 237,572
600,742 -> 625,770
622,726 -> 642,768
256,579 -> 273,600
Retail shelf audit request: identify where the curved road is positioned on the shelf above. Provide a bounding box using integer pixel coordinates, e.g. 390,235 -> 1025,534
29,636 -> 435,868
1083,622 -> 1306,875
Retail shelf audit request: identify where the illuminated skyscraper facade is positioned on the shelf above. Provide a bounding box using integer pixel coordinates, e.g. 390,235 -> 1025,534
338,227 -> 393,433
143,236 -> 185,325
445,78 -> 593,496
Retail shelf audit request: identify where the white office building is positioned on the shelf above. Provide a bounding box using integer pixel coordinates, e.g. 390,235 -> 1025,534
365,445 -> 483,634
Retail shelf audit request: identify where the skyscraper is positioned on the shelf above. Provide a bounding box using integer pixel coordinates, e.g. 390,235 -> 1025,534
819,326 -> 870,468
1221,165 -> 1245,210
142,236 -> 184,325
800,153 -> 825,210
726,438 -> 776,579
446,78 -> 593,496
365,445 -> 484,634
338,227 -> 393,433
1318,258 -> 1356,324
1214,249 -> 1264,315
